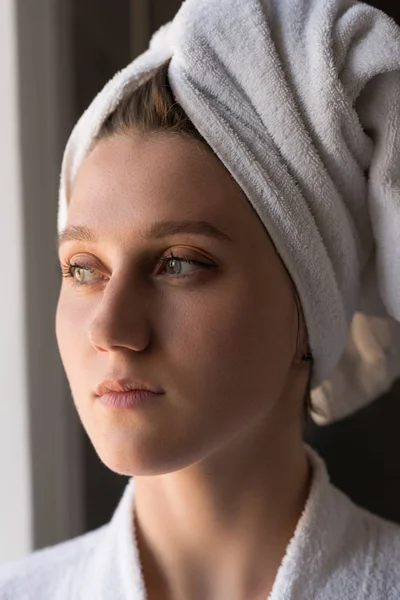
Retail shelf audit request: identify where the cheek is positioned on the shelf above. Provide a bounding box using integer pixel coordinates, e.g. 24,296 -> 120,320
55,290 -> 91,392
162,277 -> 295,419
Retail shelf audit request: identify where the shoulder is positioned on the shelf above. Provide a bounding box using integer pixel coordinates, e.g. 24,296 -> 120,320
0,524 -> 107,600
360,506 -> 400,596
334,487 -> 400,598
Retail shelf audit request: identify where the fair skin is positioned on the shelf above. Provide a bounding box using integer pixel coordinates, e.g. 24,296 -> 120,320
56,133 -> 312,600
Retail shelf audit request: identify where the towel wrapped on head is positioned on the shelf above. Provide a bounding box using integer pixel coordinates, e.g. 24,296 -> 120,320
58,0 -> 400,425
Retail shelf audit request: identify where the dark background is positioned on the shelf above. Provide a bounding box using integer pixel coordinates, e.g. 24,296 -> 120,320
71,0 -> 400,531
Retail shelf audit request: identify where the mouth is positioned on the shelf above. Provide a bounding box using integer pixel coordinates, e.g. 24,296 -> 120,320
96,388 -> 163,410
95,378 -> 165,397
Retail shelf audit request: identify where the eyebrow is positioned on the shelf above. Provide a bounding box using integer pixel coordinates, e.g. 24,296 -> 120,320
57,219 -> 234,250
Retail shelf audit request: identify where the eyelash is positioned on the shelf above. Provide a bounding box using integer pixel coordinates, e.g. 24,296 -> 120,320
57,251 -> 215,288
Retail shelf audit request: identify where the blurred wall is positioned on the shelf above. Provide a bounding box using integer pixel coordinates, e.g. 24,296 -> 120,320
16,0 -> 84,553
369,0 -> 400,21
0,0 -> 33,562
0,0 -> 84,562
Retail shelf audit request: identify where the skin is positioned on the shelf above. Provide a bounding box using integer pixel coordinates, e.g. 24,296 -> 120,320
56,133 -> 312,600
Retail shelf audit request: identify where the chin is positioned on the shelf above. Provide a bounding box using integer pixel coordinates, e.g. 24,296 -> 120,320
90,436 -> 158,476
92,437 -> 199,477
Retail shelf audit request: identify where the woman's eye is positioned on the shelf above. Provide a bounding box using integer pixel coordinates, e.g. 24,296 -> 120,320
156,252 -> 215,277
58,252 -> 215,288
72,265 -> 97,285
58,261 -> 100,287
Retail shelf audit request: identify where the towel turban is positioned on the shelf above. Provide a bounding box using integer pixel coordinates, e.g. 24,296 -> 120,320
58,0 -> 400,424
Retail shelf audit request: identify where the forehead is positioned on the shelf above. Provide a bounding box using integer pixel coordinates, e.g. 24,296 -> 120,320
68,133 -> 247,228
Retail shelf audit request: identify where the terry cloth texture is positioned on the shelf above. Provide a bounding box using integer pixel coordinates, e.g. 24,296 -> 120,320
1,446 -> 400,598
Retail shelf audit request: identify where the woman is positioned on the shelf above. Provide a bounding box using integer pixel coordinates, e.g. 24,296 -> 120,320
2,0 -> 400,598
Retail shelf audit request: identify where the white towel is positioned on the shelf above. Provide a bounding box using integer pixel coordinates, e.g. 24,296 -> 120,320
58,0 -> 400,424
1,446 -> 400,598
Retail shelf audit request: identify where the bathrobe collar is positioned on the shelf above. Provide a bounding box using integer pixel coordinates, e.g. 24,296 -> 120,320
75,445 -> 367,599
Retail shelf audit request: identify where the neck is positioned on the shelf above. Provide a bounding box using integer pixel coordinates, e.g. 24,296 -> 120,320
133,422 -> 312,600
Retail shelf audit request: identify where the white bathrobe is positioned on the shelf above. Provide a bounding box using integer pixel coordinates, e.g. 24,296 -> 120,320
1,446 -> 400,599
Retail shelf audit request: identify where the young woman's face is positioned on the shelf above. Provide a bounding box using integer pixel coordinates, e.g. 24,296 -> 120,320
56,133 -> 304,476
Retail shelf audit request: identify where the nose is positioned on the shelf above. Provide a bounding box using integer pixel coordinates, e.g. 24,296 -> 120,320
88,274 -> 152,353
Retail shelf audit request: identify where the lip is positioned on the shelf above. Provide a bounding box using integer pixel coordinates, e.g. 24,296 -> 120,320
97,390 -> 162,409
95,378 -> 164,397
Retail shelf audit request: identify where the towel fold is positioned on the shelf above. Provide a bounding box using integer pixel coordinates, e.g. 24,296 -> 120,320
58,0 -> 400,424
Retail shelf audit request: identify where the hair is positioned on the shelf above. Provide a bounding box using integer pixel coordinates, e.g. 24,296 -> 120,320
96,60 -> 209,147
95,59 -> 315,424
